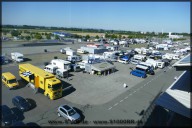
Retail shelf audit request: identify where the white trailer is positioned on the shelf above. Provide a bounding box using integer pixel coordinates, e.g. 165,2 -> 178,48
145,59 -> 158,69
50,59 -> 71,71
156,61 -> 165,69
11,52 -> 24,62
139,62 -> 154,70
44,64 -> 58,74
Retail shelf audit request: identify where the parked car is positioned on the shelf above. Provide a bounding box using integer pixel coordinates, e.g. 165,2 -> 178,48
130,69 -> 147,78
12,96 -> 31,112
1,105 -> 18,126
57,105 -> 81,123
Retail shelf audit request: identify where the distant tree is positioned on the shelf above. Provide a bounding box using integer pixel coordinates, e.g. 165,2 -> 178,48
111,34 -> 117,39
35,33 -> 42,40
25,36 -> 31,40
95,35 -> 99,39
55,35 -> 59,40
122,36 -> 126,39
85,34 -> 90,40
42,33 -> 45,35
20,35 -> 24,40
46,34 -> 51,39
11,30 -> 20,37
119,34 -> 122,39
45,32 -> 48,36
3,31 -> 7,35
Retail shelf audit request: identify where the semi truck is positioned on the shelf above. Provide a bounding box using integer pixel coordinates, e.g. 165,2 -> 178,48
19,63 -> 63,100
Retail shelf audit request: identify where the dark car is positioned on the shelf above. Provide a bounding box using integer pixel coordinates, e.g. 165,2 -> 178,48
12,96 -> 31,112
11,121 -> 26,127
1,105 -> 18,126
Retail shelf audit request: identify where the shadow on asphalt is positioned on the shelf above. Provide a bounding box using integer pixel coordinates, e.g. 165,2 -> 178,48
17,80 -> 27,89
26,98 -> 37,110
73,107 -> 85,123
26,122 -> 41,127
62,86 -> 76,97
11,107 -> 25,121
23,58 -> 32,62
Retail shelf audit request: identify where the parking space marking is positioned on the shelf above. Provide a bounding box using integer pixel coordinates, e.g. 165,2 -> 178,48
114,103 -> 118,106
125,96 -> 129,99
120,99 -> 124,102
108,107 -> 112,110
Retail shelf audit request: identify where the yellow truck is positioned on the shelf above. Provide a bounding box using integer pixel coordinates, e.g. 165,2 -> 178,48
2,72 -> 19,89
19,63 -> 63,100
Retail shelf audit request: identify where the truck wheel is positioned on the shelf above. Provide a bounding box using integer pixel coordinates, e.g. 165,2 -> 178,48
58,112 -> 61,117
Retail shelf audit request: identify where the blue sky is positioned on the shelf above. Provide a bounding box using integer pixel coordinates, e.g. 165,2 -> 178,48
2,2 -> 190,33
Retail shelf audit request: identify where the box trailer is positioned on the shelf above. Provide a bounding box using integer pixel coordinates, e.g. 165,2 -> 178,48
19,63 -> 62,100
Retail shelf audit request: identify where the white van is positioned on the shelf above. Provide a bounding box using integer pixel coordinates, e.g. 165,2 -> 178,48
11,52 -> 24,62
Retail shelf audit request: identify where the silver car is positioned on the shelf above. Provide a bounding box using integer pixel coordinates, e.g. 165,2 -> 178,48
57,105 -> 81,123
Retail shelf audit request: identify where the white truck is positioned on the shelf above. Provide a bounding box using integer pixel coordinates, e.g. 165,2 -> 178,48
11,52 -> 24,62
67,55 -> 82,62
44,64 -> 68,78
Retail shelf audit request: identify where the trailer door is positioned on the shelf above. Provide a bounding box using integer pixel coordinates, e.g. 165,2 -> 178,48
35,76 -> 39,88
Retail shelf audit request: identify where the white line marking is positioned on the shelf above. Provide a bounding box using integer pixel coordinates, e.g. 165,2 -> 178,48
114,103 -> 118,106
140,86 -> 143,88
129,94 -> 132,96
120,100 -> 124,102
108,107 -> 112,110
124,96 -> 129,99
133,91 -> 136,93
144,84 -> 146,86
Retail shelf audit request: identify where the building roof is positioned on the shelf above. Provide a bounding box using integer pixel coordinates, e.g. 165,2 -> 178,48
172,54 -> 191,67
91,62 -> 115,72
155,71 -> 191,118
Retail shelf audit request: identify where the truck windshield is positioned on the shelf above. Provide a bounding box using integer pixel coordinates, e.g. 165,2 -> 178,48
52,83 -> 62,91
18,57 -> 23,59
8,79 -> 17,84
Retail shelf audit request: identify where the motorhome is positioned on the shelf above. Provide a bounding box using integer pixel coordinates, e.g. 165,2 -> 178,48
136,64 -> 155,75
145,59 -> 158,69
11,52 -> 24,62
130,58 -> 140,65
133,54 -> 146,62
67,55 -> 82,62
162,53 -> 173,60
50,59 -> 71,71
155,60 -> 165,69
103,52 -> 118,62
139,62 -> 154,70
44,65 -> 58,74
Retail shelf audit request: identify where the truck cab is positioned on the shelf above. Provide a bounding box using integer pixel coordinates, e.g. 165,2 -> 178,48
2,72 -> 19,89
45,78 -> 63,100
